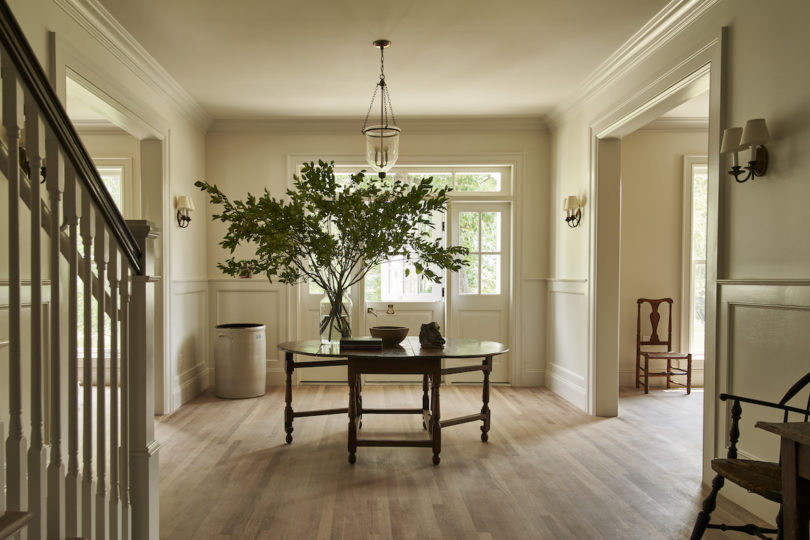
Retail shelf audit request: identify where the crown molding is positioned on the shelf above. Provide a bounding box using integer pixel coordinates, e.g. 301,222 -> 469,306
210,115 -> 548,134
547,0 -> 719,127
53,0 -> 211,131
639,116 -> 708,131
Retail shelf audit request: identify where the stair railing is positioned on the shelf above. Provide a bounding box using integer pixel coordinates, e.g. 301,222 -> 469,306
0,0 -> 160,538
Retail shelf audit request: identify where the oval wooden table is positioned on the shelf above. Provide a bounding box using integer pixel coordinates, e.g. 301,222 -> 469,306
278,337 -> 509,465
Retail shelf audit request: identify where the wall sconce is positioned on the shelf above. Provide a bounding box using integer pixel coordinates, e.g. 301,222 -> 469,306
563,195 -> 582,228
175,195 -> 195,228
720,118 -> 770,183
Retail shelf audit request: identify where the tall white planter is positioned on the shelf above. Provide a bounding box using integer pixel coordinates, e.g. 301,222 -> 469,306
214,323 -> 267,398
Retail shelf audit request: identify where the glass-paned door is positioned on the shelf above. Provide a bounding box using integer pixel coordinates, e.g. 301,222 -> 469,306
448,201 -> 510,382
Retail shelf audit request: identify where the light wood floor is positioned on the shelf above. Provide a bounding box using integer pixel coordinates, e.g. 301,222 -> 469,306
157,385 -> 770,539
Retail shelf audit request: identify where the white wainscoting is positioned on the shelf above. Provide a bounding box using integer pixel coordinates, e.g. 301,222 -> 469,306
171,280 -> 209,408
545,279 -> 588,410
208,280 -> 289,386
713,279 -> 810,521
521,278 -> 547,386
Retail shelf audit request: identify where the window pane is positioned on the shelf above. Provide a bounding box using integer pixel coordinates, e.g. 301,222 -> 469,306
459,212 -> 479,252
692,261 -> 706,355
364,265 -> 381,301
460,254 -> 479,295
481,212 -> 501,252
455,172 -> 501,192
97,165 -> 123,210
309,281 -> 324,295
408,173 -> 451,190
481,255 -> 500,294
692,165 -> 708,260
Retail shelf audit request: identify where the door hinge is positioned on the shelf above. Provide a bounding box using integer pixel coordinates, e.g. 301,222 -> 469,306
441,221 -> 446,232
442,287 -> 445,298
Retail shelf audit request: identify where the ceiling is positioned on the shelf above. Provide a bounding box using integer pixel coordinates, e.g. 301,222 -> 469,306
94,0 -> 671,120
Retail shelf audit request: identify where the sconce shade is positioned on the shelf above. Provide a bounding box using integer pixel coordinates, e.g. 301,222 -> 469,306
563,195 -> 579,211
363,125 -> 401,174
176,195 -> 195,212
720,127 -> 743,153
740,118 -> 770,147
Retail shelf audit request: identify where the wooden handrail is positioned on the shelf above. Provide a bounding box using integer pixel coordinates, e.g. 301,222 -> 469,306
0,0 -> 142,274
0,511 -> 32,539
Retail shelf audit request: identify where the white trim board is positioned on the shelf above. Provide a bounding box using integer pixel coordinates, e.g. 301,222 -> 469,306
211,116 -> 547,134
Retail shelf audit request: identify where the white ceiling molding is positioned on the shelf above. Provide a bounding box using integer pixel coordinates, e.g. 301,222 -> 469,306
54,0 -> 211,131
210,116 -> 548,135
639,116 -> 708,131
547,0 -> 718,127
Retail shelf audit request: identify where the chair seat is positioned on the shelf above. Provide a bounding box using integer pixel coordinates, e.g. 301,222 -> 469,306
710,458 -> 782,503
640,351 -> 690,359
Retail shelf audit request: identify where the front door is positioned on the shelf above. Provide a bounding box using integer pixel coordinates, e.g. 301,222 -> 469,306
447,202 -> 511,382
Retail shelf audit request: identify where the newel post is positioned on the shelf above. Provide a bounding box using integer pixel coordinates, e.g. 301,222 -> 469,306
126,220 -> 160,540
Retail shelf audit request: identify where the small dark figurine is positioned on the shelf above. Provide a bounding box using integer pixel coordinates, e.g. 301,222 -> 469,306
419,322 -> 445,348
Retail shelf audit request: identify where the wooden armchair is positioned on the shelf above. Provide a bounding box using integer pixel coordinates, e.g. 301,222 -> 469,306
636,297 -> 692,394
690,372 -> 810,539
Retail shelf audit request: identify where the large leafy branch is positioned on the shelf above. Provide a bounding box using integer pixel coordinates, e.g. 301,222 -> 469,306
195,160 -> 468,299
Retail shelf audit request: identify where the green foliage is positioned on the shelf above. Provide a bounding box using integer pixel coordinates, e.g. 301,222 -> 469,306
196,160 -> 469,301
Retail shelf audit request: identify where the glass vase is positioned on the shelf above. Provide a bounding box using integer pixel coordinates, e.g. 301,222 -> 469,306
319,292 -> 352,344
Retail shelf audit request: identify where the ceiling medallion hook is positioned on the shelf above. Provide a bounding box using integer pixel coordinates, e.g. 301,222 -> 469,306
361,39 -> 400,179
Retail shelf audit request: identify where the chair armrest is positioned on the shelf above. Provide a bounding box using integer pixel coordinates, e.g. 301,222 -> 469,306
719,393 -> 808,416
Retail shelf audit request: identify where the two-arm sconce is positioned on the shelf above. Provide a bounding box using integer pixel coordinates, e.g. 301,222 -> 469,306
563,195 -> 582,228
175,195 -> 195,228
720,118 -> 770,183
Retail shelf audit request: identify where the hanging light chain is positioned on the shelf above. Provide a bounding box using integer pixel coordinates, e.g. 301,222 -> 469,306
379,43 -> 388,82
361,83 -> 380,133
362,40 -> 398,133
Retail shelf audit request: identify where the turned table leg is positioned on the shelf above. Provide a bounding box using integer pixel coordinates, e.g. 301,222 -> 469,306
348,361 -> 358,464
422,374 -> 430,429
432,365 -> 442,465
481,355 -> 491,442
284,352 -> 294,444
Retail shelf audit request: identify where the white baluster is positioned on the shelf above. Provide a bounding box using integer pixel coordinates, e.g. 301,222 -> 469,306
25,92 -> 47,540
1,53 -> 28,527
96,210 -> 109,537
45,118 -> 66,539
109,241 -> 121,540
80,189 -> 96,539
65,167 -> 82,537
120,262 -> 131,540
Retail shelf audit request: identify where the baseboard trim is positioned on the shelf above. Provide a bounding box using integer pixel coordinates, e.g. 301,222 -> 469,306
546,363 -> 587,411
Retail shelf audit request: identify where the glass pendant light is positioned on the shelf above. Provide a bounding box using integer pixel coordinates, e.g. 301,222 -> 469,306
361,39 -> 400,178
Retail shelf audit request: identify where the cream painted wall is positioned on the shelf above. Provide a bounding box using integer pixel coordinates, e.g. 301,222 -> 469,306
619,128 -> 707,387
548,0 -> 810,521
205,124 -> 549,385
8,0 -> 210,412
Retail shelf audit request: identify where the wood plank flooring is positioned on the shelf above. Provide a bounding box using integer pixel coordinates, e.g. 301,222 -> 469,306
157,385 -> 770,539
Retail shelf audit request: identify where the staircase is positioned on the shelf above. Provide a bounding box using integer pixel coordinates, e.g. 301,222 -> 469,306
0,0 -> 159,538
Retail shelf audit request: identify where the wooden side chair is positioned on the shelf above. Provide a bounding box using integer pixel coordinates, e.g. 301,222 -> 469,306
691,372 -> 810,539
636,297 -> 692,394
